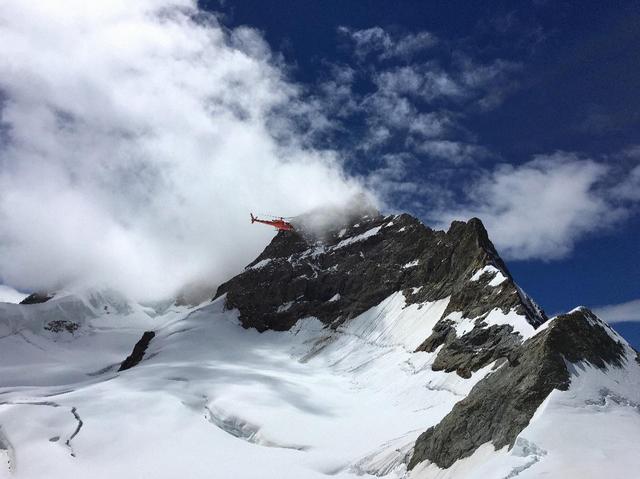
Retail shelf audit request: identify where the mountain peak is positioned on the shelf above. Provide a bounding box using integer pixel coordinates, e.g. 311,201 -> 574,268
19,292 -> 54,304
215,212 -> 545,333
209,211 -> 638,473
410,306 -> 629,470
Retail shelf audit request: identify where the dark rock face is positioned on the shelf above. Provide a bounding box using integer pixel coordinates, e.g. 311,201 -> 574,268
119,331 -> 155,372
215,213 -> 545,338
409,309 -> 626,470
415,320 -> 455,353
426,324 -> 520,379
44,320 -> 79,334
214,211 -> 626,472
20,292 -> 54,304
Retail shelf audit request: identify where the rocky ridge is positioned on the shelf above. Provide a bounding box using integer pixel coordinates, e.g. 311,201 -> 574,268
214,211 -> 632,471
215,212 -> 545,334
409,308 -> 627,469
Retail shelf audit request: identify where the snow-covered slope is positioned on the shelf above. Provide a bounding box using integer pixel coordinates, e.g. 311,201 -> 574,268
0,214 -> 638,478
0,291 -> 489,478
0,286 -> 27,304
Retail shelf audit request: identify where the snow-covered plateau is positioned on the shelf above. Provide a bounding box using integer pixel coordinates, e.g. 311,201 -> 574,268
1,214 -> 638,479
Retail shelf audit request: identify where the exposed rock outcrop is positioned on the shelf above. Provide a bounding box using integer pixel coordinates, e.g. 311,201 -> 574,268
215,213 -> 545,337
421,323 -> 521,378
20,292 -> 54,304
119,331 -> 155,371
44,320 -> 79,334
409,308 -> 626,469
214,211 -> 627,472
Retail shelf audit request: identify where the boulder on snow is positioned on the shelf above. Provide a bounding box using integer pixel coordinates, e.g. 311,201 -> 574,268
20,292 -> 54,304
119,331 -> 156,371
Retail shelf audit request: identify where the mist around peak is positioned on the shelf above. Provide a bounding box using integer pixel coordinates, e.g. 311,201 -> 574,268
290,193 -> 381,241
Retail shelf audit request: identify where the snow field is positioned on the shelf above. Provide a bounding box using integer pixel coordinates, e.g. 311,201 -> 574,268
0,289 -> 638,478
0,291 -> 489,478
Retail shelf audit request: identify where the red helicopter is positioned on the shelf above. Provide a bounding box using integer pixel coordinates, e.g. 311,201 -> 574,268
250,213 -> 294,231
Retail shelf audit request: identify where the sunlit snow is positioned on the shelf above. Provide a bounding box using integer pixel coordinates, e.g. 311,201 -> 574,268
333,226 -> 382,249
470,265 -> 507,286
0,290 -> 638,479
0,285 -> 27,304
0,291 -> 482,479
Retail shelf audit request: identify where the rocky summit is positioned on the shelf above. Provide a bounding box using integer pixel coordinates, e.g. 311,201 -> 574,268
215,213 -> 545,333
216,211 -> 634,471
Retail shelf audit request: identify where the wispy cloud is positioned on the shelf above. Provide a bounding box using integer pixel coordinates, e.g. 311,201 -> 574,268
432,152 -> 639,260
593,299 -> 640,323
610,149 -> 640,202
411,140 -> 491,164
338,26 -> 437,61
323,26 -> 521,164
373,65 -> 463,101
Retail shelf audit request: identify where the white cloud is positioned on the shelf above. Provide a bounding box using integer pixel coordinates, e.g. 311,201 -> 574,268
329,27 -> 522,162
593,299 -> 640,323
318,64 -> 359,118
366,155 -> 418,195
373,66 -> 463,101
363,94 -> 451,139
374,67 -> 425,96
458,58 -> 520,89
364,154 -> 458,213
0,0 -> 368,301
435,153 -> 624,260
338,26 -> 437,61
413,140 -> 490,164
391,31 -> 439,58
612,163 -> 640,201
343,26 -> 393,58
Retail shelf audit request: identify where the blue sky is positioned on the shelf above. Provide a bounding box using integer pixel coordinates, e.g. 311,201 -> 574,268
203,0 -> 640,345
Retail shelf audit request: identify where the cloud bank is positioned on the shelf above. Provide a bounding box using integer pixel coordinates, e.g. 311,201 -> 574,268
434,153 -> 622,260
0,1 -> 367,300
594,299 -> 640,324
431,151 -> 640,261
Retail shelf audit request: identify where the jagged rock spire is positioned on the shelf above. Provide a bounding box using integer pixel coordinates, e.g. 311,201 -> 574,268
215,212 -> 545,333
